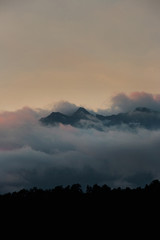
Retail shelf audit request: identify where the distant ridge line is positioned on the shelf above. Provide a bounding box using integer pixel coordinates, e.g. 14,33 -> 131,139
40,106 -> 160,130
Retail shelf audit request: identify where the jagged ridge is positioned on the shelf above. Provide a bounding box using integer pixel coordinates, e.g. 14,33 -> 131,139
40,107 -> 160,130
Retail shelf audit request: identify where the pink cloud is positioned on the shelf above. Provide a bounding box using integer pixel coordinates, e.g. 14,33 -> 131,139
0,107 -> 38,128
129,92 -> 153,100
59,123 -> 77,132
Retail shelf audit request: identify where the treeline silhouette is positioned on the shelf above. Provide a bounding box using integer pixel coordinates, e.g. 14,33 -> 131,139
2,180 -> 160,230
1,179 -> 160,202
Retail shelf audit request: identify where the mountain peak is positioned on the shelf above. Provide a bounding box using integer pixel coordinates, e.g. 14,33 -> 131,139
50,112 -> 66,116
134,107 -> 152,113
40,111 -> 69,125
74,107 -> 91,115
40,105 -> 160,130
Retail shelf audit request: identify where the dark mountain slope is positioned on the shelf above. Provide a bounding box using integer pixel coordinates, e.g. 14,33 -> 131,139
40,107 -> 160,130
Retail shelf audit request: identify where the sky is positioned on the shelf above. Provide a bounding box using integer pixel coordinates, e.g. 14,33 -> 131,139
0,0 -> 160,193
0,0 -> 160,111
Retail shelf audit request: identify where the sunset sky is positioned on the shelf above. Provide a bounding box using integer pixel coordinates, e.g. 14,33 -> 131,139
1,0 -> 160,111
1,0 -> 160,193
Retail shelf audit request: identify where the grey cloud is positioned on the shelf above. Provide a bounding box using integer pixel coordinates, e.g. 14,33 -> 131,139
52,101 -> 79,115
98,92 -> 160,115
0,104 -> 160,193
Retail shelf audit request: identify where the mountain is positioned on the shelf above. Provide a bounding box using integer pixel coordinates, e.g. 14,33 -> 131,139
40,107 -> 160,130
104,107 -> 160,129
72,107 -> 91,119
40,112 -> 70,125
134,107 -> 153,113
40,107 -> 95,127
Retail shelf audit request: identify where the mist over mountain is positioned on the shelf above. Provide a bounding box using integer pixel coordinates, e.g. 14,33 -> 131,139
40,106 -> 160,130
1,92 -> 160,194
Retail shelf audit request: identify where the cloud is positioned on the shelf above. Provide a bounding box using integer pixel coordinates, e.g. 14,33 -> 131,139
98,92 -> 160,115
1,0 -> 160,111
52,101 -> 79,115
0,104 -> 160,193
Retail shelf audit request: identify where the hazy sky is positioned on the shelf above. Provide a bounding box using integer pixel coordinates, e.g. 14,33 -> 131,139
1,0 -> 160,111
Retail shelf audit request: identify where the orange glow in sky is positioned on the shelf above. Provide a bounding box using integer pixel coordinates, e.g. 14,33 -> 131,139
0,0 -> 160,111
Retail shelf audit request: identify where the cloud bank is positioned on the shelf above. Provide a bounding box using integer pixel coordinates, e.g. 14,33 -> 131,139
98,92 -> 160,114
0,93 -> 160,193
